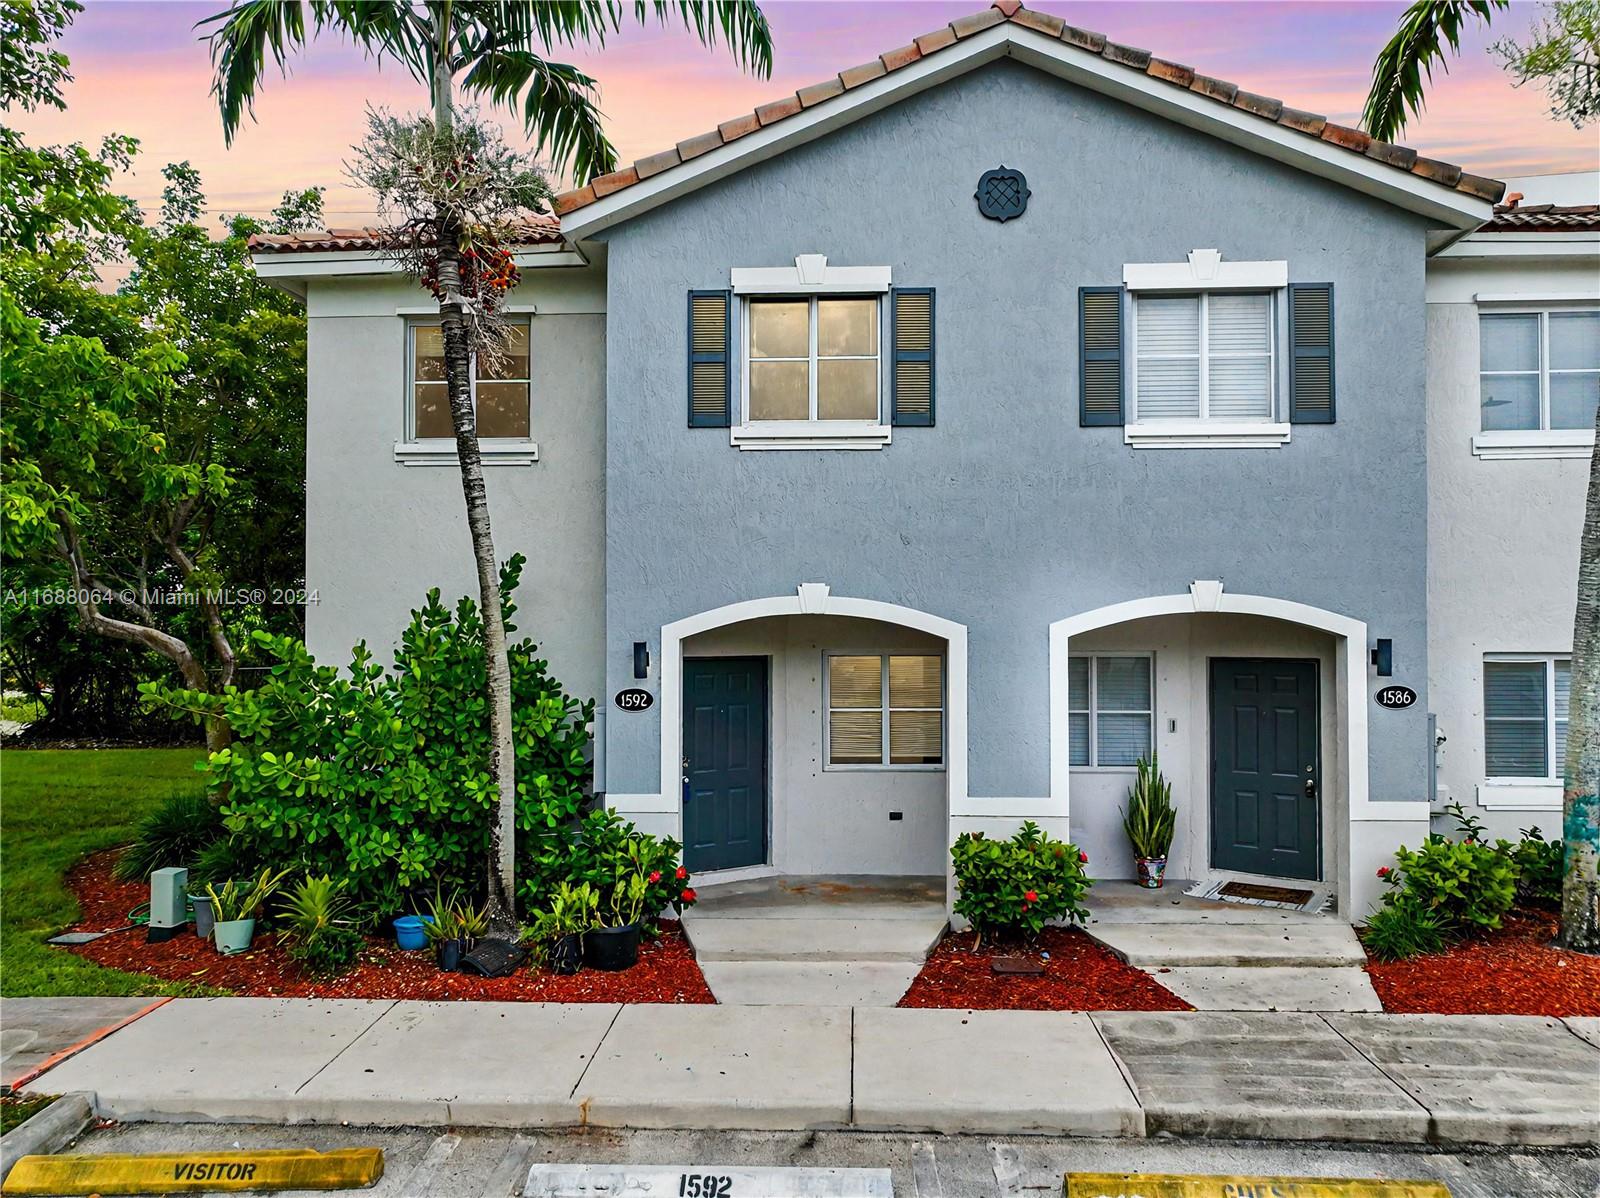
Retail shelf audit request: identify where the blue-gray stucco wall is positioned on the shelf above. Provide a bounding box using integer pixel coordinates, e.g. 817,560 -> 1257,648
601,59 -> 1432,803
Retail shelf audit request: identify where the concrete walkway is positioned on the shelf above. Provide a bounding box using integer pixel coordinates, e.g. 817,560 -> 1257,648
0,997 -> 166,1092
1085,881 -> 1383,1012
20,999 -> 1599,1147
683,876 -> 947,1007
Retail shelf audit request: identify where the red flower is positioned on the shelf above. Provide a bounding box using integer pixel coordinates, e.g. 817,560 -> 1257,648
1024,890 -> 1038,902
648,871 -> 661,883
1078,851 -> 1089,864
675,866 -> 688,880
681,888 -> 697,903
1376,866 -> 1391,878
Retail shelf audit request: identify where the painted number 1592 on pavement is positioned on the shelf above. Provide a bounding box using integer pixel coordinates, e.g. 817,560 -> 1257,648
679,1175 -> 734,1197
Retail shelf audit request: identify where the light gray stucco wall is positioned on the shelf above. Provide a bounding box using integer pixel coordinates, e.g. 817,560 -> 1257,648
304,274 -> 605,702
1425,294 -> 1588,841
682,615 -> 948,875
600,60 -> 1435,817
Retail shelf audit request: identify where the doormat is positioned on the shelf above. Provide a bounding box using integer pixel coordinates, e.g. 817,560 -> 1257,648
1185,879 -> 1332,913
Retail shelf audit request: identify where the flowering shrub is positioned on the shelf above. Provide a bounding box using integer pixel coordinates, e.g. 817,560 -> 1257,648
1375,834 -> 1518,934
518,808 -> 696,932
951,820 -> 1092,942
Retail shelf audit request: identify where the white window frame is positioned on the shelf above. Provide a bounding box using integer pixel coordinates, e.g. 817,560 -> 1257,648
822,652 -> 946,772
397,316 -> 538,466
1479,653 -> 1569,810
1068,652 -> 1155,771
1473,304 -> 1600,460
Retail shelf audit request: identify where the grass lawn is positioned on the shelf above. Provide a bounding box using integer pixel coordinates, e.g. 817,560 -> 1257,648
0,747 -> 225,997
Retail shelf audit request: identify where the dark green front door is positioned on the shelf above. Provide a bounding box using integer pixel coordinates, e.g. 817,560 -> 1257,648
682,656 -> 768,873
1210,658 -> 1320,881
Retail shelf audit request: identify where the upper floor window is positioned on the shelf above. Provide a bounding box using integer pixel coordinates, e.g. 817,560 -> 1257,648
745,297 -> 880,424
408,319 -> 531,442
1484,655 -> 1569,781
1480,309 -> 1599,433
1132,293 -> 1275,423
825,653 -> 943,769
1068,654 -> 1153,768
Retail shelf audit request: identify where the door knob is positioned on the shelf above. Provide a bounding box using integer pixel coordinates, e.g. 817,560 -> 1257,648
1304,779 -> 1317,799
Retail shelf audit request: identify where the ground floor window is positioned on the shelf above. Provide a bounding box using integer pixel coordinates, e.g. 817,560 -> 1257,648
825,653 -> 943,768
1068,654 -> 1153,767
1484,655 -> 1570,780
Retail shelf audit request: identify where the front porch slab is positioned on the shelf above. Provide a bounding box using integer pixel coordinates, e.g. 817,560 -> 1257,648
572,1004 -> 852,1130
684,916 -> 946,962
1090,1011 -> 1428,1142
1156,967 -> 1382,1012
852,1008 -> 1143,1136
1564,1016 -> 1600,1051
1326,1013 -> 1600,1146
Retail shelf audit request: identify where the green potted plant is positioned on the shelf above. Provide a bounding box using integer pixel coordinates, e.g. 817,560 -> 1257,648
206,867 -> 289,955
524,881 -> 599,975
422,886 -> 488,971
1122,756 -> 1177,889
585,869 -> 646,972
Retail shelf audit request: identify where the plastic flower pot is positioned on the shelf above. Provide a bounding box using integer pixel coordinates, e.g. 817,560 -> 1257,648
583,924 -> 640,972
547,933 -> 582,976
189,894 -> 215,940
393,915 -> 432,950
1135,856 -> 1168,889
212,918 -> 256,955
436,937 -> 463,972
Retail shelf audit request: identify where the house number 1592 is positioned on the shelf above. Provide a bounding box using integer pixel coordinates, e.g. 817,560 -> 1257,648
679,1175 -> 734,1197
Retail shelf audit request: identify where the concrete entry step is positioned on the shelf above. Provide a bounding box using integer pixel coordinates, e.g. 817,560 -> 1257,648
1156,966 -> 1383,1012
1086,921 -> 1366,968
683,915 -> 947,963
697,961 -> 921,1007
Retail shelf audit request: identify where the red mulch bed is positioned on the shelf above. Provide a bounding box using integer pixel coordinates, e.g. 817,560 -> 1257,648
898,926 -> 1191,1011
1364,905 -> 1600,1016
62,849 -> 714,1003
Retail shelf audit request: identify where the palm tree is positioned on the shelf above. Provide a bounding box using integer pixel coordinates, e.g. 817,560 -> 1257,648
1364,0 -> 1599,952
202,0 -> 773,937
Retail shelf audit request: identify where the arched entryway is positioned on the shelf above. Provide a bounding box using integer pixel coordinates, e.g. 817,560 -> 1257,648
653,584 -> 967,880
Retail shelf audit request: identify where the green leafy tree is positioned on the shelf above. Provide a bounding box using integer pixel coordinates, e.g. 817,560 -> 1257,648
201,0 -> 774,936
1364,0 -> 1600,952
1,5 -> 315,748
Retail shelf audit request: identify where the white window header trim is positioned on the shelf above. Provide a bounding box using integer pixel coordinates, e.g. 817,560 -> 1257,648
732,255 -> 891,295
1124,249 -> 1288,292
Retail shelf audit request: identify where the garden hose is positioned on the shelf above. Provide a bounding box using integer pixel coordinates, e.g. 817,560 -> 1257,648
126,902 -> 151,926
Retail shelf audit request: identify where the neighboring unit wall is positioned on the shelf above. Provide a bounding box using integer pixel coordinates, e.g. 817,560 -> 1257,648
1425,251 -> 1596,841
681,616 -> 948,876
302,268 -> 606,702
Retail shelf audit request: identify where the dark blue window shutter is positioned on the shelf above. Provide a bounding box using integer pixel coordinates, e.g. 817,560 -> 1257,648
687,289 -> 731,428
1289,283 -> 1335,424
891,287 -> 935,427
1079,286 -> 1124,426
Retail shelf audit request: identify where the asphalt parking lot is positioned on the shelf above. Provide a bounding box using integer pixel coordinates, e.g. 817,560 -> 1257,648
59,1121 -> 1600,1197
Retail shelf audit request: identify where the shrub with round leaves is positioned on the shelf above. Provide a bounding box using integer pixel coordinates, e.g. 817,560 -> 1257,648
951,820 -> 1093,942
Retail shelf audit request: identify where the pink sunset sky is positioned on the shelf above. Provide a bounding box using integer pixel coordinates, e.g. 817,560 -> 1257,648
16,0 -> 1598,229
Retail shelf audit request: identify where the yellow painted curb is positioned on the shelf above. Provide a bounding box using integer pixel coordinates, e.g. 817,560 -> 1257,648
1066,1174 -> 1451,1198
2,1147 -> 383,1195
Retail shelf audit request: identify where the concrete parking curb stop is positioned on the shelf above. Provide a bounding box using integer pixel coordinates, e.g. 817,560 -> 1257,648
16,999 -> 1600,1149
0,1093 -> 93,1185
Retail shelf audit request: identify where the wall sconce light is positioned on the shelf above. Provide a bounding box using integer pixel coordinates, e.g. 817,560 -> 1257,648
633,641 -> 651,680
1371,638 -> 1393,677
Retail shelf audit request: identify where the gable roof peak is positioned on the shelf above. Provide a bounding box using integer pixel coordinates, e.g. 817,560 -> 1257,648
553,1 -> 1502,225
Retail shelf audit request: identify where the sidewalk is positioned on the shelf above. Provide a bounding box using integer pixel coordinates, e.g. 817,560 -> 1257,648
18,999 -> 1600,1148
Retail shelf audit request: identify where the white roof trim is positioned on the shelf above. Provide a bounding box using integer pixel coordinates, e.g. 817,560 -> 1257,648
731,255 -> 891,294
1124,250 -> 1287,291
561,23 -> 1492,240
1438,231 -> 1600,260
250,242 -> 586,280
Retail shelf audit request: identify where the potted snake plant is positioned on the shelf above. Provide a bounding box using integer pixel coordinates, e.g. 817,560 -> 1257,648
206,868 -> 289,955
1122,756 -> 1177,889
422,887 -> 488,971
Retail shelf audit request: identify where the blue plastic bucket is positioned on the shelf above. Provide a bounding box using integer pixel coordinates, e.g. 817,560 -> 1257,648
393,914 -> 431,950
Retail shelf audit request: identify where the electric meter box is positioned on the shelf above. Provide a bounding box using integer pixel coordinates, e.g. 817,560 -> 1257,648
148,866 -> 189,942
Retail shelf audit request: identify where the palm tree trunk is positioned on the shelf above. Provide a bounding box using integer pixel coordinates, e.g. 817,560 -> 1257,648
1561,399 -> 1600,951
433,53 -> 520,939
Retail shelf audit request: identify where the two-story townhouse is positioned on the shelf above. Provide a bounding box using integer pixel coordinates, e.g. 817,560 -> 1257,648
253,3 -> 1595,924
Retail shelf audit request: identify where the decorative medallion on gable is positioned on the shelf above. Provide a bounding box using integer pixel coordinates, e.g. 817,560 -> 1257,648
975,165 -> 1030,222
